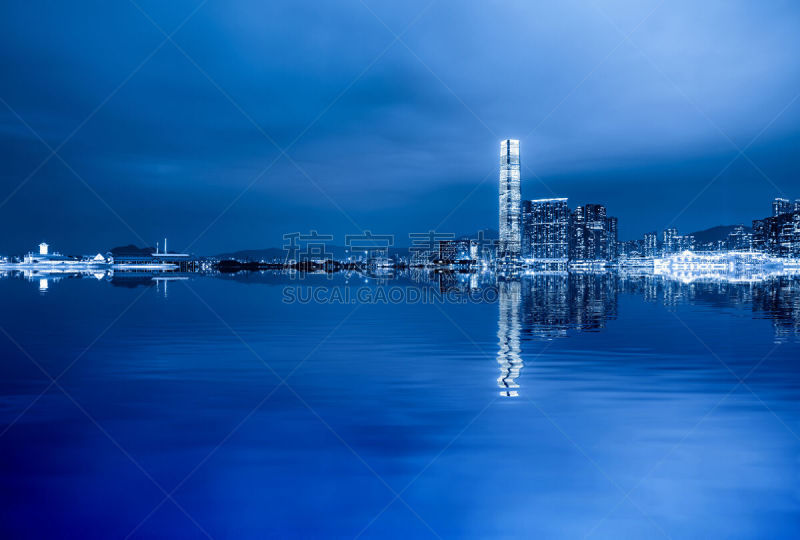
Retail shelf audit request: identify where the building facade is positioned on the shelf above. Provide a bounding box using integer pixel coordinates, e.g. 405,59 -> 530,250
727,225 -> 752,251
676,234 -> 695,252
661,228 -> 694,255
438,240 -> 478,263
773,197 -> 792,217
662,228 -> 678,255
498,139 -> 521,262
569,204 -> 616,261
521,198 -> 569,261
753,210 -> 800,257
606,217 -> 618,260
643,232 -> 658,257
619,239 -> 643,258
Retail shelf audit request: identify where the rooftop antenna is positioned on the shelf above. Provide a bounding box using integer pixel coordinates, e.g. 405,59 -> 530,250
164,237 -> 168,254
156,241 -> 159,254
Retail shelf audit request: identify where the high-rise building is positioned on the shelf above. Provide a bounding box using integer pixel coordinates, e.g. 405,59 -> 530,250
521,198 -> 569,261
773,197 -> 792,217
643,232 -> 658,257
618,239 -> 643,258
676,234 -> 695,252
727,225 -> 752,251
498,139 -> 521,262
662,228 -> 696,254
753,210 -> 800,257
570,206 -> 588,261
569,204 -> 616,261
606,217 -> 618,260
662,228 -> 678,255
438,240 -> 478,263
586,204 -> 608,260
752,219 -> 768,252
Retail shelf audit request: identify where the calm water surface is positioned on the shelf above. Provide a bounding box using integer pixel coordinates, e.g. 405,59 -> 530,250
1,271 -> 799,539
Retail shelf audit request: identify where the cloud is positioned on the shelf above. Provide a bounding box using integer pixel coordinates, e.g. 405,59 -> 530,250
0,0 -> 798,253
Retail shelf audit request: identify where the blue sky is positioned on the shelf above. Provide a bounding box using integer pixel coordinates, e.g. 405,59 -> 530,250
1,0 -> 799,254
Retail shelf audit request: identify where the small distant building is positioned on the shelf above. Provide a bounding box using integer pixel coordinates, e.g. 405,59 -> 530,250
643,232 -> 658,257
654,250 -> 786,280
662,228 -> 694,255
697,240 -> 727,252
727,225 -> 752,251
619,239 -> 643,258
23,243 -> 72,265
84,253 -> 109,263
676,234 -> 695,252
152,252 -> 192,270
662,228 -> 678,255
111,239 -> 195,270
606,217 -> 618,260
438,239 -> 478,264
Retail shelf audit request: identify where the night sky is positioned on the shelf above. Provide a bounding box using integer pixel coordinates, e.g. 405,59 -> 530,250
1,0 -> 799,255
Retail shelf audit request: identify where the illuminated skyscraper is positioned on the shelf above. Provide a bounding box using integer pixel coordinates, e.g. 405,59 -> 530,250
663,227 -> 678,255
498,139 -> 521,261
522,198 -> 569,261
438,239 -> 478,262
773,197 -> 792,217
753,208 -> 800,257
569,204 -> 614,261
606,216 -> 618,260
643,232 -> 658,257
727,225 -> 752,250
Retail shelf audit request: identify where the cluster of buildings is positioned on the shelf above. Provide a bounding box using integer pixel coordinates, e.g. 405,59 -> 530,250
752,198 -> 800,257
19,243 -> 110,267
498,139 -> 619,267
618,224 -> 761,258
438,143 -> 619,267
430,139 -> 800,271
490,139 -> 800,267
0,239 -> 195,272
619,229 -> 696,258
5,139 -> 798,275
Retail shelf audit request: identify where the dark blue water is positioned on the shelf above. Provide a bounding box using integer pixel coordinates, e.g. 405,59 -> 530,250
1,271 -> 799,539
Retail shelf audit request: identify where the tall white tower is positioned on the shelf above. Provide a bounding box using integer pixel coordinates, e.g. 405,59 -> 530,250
498,139 -> 521,261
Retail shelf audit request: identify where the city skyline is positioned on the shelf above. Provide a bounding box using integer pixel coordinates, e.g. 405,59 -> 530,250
0,185 -> 794,258
0,132 -> 794,258
3,4 -> 800,539
1,2 -> 799,254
